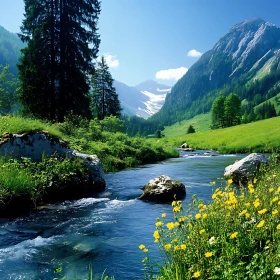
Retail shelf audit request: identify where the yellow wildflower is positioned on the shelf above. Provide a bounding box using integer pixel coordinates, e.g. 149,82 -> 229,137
230,232 -> 238,239
272,209 -> 279,215
199,229 -> 205,234
245,213 -> 251,219
166,222 -> 175,230
202,213 -> 208,219
248,183 -> 254,189
277,224 -> 280,230
245,202 -> 251,207
173,206 -> 181,213
143,248 -> 148,253
193,271 -> 201,278
161,213 -> 166,218
195,213 -> 201,219
179,216 -> 187,222
269,188 -> 275,193
180,244 -> 187,250
278,186 -> 280,193
155,221 -> 164,227
258,208 -> 268,215
212,193 -> 217,199
164,244 -> 172,251
253,200 -> 260,208
248,188 -> 254,194
153,230 -> 160,240
174,222 -> 180,227
171,201 -> 176,206
205,251 -> 213,257
257,220 -> 265,228
174,245 -> 180,251
227,179 -> 233,185
198,204 -> 204,209
239,209 -> 247,216
272,197 -> 279,203
253,178 -> 257,184
139,244 -> 145,250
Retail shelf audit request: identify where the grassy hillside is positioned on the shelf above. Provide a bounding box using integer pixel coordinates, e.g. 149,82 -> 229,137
160,116 -> 280,153
163,113 -> 211,138
0,116 -> 178,172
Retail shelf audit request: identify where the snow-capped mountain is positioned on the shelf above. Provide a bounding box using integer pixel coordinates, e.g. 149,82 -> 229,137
114,80 -> 171,119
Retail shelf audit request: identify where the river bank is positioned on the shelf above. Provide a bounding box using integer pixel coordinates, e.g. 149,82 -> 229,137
0,116 -> 178,217
0,151 -> 243,279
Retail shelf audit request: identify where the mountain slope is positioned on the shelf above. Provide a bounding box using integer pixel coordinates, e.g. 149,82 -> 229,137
151,18 -> 280,125
115,80 -> 170,118
0,26 -> 24,75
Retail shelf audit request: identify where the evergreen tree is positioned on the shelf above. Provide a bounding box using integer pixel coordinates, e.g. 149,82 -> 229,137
91,56 -> 122,119
18,0 -> 101,121
211,95 -> 226,128
224,93 -> 241,126
187,125 -> 195,134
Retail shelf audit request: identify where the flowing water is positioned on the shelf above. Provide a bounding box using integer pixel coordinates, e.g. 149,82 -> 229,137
0,151 -> 245,280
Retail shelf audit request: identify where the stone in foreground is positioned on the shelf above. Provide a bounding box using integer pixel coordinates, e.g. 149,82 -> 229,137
224,153 -> 268,184
0,132 -> 106,192
139,175 -> 186,202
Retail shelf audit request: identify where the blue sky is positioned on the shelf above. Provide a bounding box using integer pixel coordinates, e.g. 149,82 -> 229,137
1,0 -> 280,86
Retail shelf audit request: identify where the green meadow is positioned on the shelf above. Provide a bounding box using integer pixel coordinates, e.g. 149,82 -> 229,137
161,116 -> 280,153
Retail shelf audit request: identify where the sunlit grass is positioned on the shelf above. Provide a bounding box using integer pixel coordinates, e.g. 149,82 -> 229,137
163,113 -> 211,138
158,116 -> 280,153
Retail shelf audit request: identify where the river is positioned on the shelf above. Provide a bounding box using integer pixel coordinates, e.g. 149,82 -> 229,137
0,151 -> 244,280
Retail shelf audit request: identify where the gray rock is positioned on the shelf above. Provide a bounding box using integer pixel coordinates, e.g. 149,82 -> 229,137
224,153 -> 268,183
181,143 -> 189,148
0,132 -> 106,191
139,175 -> 186,202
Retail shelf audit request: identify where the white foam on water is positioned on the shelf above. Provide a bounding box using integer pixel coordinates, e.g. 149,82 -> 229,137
72,197 -> 109,208
0,235 -> 59,262
105,199 -> 136,210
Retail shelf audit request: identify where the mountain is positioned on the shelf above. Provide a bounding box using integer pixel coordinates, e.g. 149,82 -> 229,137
0,26 -> 25,75
114,80 -> 171,119
151,18 -> 280,125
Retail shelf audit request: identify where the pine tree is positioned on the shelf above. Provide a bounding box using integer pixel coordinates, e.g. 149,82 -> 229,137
91,56 -> 122,120
18,0 -> 101,121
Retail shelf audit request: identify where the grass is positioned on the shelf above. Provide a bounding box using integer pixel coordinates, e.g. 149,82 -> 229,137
140,155 -> 280,279
0,156 -> 90,215
159,116 -> 280,153
163,113 -> 211,138
0,115 -> 178,172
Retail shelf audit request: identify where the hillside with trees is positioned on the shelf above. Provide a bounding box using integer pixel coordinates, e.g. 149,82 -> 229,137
0,25 -> 24,75
150,18 -> 280,127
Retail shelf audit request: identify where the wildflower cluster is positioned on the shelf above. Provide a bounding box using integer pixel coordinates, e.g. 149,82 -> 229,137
140,157 -> 280,279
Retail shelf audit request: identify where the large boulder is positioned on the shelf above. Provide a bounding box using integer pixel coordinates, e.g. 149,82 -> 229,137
224,153 -> 268,183
139,175 -> 186,202
0,132 -> 106,191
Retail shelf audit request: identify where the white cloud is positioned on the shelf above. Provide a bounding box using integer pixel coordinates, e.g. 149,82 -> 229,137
155,67 -> 188,81
104,54 -> 119,68
187,49 -> 203,58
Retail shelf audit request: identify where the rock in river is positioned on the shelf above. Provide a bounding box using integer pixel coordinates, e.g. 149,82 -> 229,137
139,175 -> 186,202
224,153 -> 268,184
